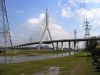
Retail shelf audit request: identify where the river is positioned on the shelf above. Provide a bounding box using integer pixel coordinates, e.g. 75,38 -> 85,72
0,51 -> 75,64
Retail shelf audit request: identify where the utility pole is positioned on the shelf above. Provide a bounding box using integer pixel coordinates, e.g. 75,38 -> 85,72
38,9 -> 55,50
0,0 -> 12,48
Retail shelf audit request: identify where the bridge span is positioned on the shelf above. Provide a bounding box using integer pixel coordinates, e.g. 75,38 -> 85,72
14,38 -> 100,50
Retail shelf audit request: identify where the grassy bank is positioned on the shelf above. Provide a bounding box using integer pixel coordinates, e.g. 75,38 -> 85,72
0,50 -> 69,56
0,52 -> 100,75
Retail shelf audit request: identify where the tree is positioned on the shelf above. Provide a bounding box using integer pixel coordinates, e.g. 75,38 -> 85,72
85,37 -> 98,54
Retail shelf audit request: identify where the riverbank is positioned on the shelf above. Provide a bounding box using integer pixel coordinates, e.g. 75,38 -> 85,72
0,50 -> 70,56
0,52 -> 100,75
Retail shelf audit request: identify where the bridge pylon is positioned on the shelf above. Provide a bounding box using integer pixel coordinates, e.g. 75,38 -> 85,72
38,9 -> 55,50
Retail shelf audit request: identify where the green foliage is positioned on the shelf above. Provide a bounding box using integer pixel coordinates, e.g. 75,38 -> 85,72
92,48 -> 100,56
85,40 -> 98,53
84,38 -> 100,57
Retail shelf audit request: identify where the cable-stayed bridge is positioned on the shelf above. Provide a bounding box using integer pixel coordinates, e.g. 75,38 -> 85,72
0,0 -> 100,50
13,9 -> 100,50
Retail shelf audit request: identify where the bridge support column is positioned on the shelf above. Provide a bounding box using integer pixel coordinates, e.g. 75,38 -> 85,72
52,43 -> 56,50
55,42 -> 58,50
27,45 -> 29,49
61,42 -> 63,50
21,46 -> 23,49
24,45 -> 27,49
74,41 -> 76,54
85,40 -> 89,50
26,45 -> 29,50
69,41 -> 71,55
18,46 -> 19,49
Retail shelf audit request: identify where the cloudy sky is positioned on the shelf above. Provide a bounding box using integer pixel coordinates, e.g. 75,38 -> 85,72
6,0 -> 100,45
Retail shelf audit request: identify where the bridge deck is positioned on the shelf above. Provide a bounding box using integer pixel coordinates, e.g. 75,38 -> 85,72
15,38 -> 100,47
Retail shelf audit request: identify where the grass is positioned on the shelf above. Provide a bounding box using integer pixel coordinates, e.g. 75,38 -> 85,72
0,51 -> 100,75
0,49 -> 69,56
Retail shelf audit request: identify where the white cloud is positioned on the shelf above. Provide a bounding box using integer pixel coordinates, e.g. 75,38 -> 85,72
80,0 -> 100,4
27,18 -> 39,25
27,13 -> 45,25
39,13 -> 45,20
48,18 -> 69,40
61,7 -> 73,18
68,0 -> 78,8
91,32 -> 100,36
75,8 -> 100,28
75,8 -> 94,20
68,0 -> 100,4
59,0 -> 100,18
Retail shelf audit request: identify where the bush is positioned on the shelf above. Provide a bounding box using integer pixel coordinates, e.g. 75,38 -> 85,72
92,48 -> 100,56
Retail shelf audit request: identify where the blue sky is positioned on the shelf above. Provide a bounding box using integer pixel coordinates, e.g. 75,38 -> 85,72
5,0 -> 100,45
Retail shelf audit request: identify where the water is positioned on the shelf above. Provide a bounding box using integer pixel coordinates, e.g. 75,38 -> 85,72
0,51 -> 75,64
